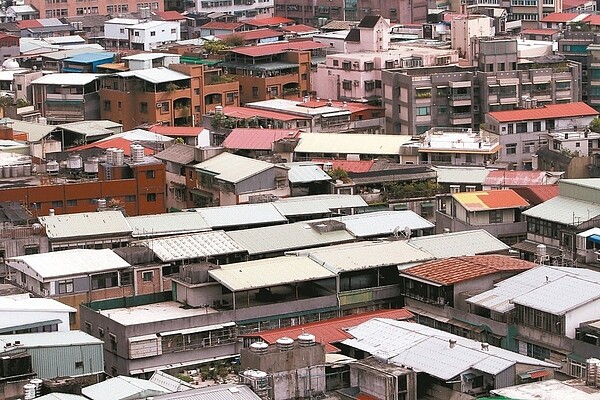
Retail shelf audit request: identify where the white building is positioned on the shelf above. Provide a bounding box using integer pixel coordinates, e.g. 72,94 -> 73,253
122,52 -> 181,71
105,18 -> 180,51
194,0 -> 273,20
0,294 -> 76,334
450,15 -> 495,61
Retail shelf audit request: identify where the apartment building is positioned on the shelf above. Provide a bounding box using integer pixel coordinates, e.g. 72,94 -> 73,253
193,0 -> 273,20
99,64 -> 239,131
104,18 -> 180,51
383,38 -> 582,137
25,0 -> 163,19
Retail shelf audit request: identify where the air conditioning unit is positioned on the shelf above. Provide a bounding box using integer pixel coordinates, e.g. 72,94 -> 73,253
353,80 -> 359,87
156,102 -> 163,108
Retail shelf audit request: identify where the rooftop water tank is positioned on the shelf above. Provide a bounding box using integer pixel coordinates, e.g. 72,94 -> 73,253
250,341 -> 269,354
276,337 -> 294,351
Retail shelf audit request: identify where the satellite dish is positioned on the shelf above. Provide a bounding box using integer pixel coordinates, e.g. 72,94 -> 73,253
402,226 -> 412,240
393,226 -> 401,237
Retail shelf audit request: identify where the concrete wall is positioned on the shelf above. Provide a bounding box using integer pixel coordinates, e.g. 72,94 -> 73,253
241,343 -> 325,373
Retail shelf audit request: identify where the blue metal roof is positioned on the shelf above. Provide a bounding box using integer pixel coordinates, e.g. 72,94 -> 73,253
64,52 -> 115,64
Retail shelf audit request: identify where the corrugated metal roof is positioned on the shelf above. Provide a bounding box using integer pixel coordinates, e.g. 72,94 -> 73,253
126,212 -> 211,237
227,221 -> 355,255
57,120 -> 122,136
39,210 -> 132,240
9,119 -> 56,142
31,73 -> 100,86
0,296 -> 76,313
287,164 -> 332,183
194,152 -> 277,184
65,52 -> 115,63
332,211 -> 434,238
433,166 -> 492,185
295,133 -> 412,155
149,370 -> 194,392
97,128 -> 173,142
522,196 -> 600,225
311,159 -> 374,173
511,185 -> 559,206
140,231 -> 245,262
37,393 -> 86,400
488,102 -> 598,123
208,256 -> 334,291
453,189 -> 529,211
342,319 -> 557,381
7,249 -> 131,280
154,384 -> 261,400
401,255 -> 534,286
483,170 -> 562,187
222,128 -> 299,150
408,229 -> 509,258
290,240 -> 434,273
191,203 -> 287,228
490,379 -> 596,400
467,265 -> 600,314
273,194 -> 367,216
116,67 -> 190,84
0,330 -> 103,349
82,376 -> 171,400
241,309 -> 413,353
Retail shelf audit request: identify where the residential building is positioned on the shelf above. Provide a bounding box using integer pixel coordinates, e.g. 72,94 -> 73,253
192,151 -> 289,206
62,52 -> 116,73
467,265 -> 600,376
198,21 -> 245,37
0,33 -> 20,61
218,28 -> 284,45
0,295 -> 76,334
482,170 -> 562,190
18,18 -> 74,37
520,178 -> 600,265
222,41 -> 325,104
63,15 -> 110,45
31,73 -> 101,125
193,0 -> 273,21
450,15 -> 495,61
122,52 -> 181,71
25,0 -> 163,20
436,189 -> 530,244
484,102 -> 598,170
342,319 -> 557,397
536,129 -> 600,178
104,18 -> 180,51
222,128 -> 300,160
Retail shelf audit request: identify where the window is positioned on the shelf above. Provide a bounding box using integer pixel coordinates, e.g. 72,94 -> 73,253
342,61 -> 351,71
332,60 -> 339,67
17,84 -> 22,90
52,200 -> 63,208
91,272 -> 118,290
416,106 -> 431,116
109,333 -> 117,351
142,271 -> 153,281
75,361 -> 84,369
342,80 -> 352,90
252,87 -> 259,98
24,245 -> 39,255
364,61 -> 374,71
268,86 -> 278,97
146,170 -> 155,179
385,60 -> 394,69
58,280 -> 74,294
171,28 -> 176,34
301,73 -> 307,81
125,195 -> 136,202
150,31 -> 156,36
226,92 -> 235,104
84,321 -> 92,334
67,199 -> 77,207
489,210 -> 504,223
134,31 -> 140,36
365,80 -> 375,91
98,327 -> 104,338
159,102 -> 169,113
450,185 -> 460,193
465,185 -> 476,192
117,101 -> 122,109
506,143 -> 517,155
516,122 -> 528,133
121,271 -> 132,285
523,141 -> 535,154
146,193 -> 157,202
140,102 -> 148,113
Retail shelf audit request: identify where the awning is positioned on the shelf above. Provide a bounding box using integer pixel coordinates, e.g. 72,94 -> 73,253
511,240 -> 562,257
462,372 -> 477,381
160,322 -> 233,336
520,369 -> 551,380
405,306 -> 450,323
322,111 -> 351,118
533,76 -> 551,84
589,234 -> 600,244
0,319 -> 63,334
498,78 -> 519,86
449,81 -> 471,88
449,318 -> 485,333
129,334 -> 159,343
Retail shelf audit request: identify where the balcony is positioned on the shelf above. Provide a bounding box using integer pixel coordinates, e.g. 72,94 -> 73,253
338,285 -> 402,307
449,94 -> 472,107
46,93 -> 84,101
450,114 -> 472,125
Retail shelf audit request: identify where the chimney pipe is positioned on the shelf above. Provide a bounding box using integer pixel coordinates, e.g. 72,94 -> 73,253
48,208 -> 55,216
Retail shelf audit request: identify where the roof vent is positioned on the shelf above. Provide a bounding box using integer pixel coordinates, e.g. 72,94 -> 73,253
449,339 -> 457,349
481,342 -> 489,351
276,337 -> 294,351
297,333 -> 316,347
250,341 -> 269,354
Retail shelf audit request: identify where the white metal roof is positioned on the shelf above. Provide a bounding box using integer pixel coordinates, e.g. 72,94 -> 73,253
122,52 -> 179,61
287,164 -> 332,183
36,393 -> 86,400
434,166 -> 493,184
407,229 -> 509,258
57,120 -> 122,136
116,67 -> 190,84
9,119 -> 56,142
0,331 -> 103,351
97,128 -> 173,142
98,301 -> 219,325
0,296 -> 76,313
39,210 -> 132,240
289,240 -> 434,273
126,212 -> 211,238
490,379 -> 600,400
82,376 -> 171,400
272,194 -> 367,216
294,133 -> 412,155
227,221 -> 355,255
140,230 -> 245,262
154,384 -> 261,400
579,227 -> 600,238
342,318 -> 557,381
208,256 -> 335,291
332,211 -> 434,238
194,152 -> 277,184
467,265 -> 600,314
190,203 -> 287,228
522,196 -> 600,225
31,73 -> 100,86
7,249 -> 131,280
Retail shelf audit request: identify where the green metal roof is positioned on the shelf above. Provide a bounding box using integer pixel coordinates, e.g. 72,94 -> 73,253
180,56 -> 221,66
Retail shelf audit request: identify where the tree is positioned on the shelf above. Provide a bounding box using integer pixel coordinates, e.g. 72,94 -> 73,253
0,96 -> 13,109
15,98 -> 29,108
328,168 -> 349,183
203,40 -> 227,55
589,117 -> 600,133
174,137 -> 185,144
222,34 -> 244,48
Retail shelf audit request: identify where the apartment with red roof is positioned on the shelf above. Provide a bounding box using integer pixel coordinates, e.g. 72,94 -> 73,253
436,189 -> 530,244
25,0 -> 163,19
484,102 -> 598,170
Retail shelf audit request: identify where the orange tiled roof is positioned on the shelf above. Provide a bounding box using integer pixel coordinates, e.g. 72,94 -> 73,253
239,309 -> 413,353
540,12 -> 582,22
311,159 -> 374,173
512,185 -> 559,205
453,189 -> 529,211
487,102 -> 598,123
201,21 -> 244,30
68,137 -> 155,156
229,40 -> 327,57
219,28 -> 282,41
244,16 -> 294,27
401,255 -> 535,286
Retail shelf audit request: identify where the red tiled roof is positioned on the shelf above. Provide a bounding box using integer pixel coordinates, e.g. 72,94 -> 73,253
239,309 -> 414,353
68,137 -> 155,156
154,11 -> 186,21
512,185 -> 559,205
148,125 -> 204,137
311,159 -> 374,173
219,28 -> 282,41
244,16 -> 294,27
521,29 -> 560,35
201,21 -> 245,30
401,255 -> 535,286
541,12 -> 582,23
222,106 -> 310,122
483,170 -> 556,187
223,128 -> 299,150
563,0 -> 589,9
453,189 -> 529,211
294,99 -> 384,113
229,41 -> 328,57
18,20 -> 43,29
442,13 -> 467,22
282,24 -> 319,33
487,102 -> 599,123
584,14 -> 600,25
